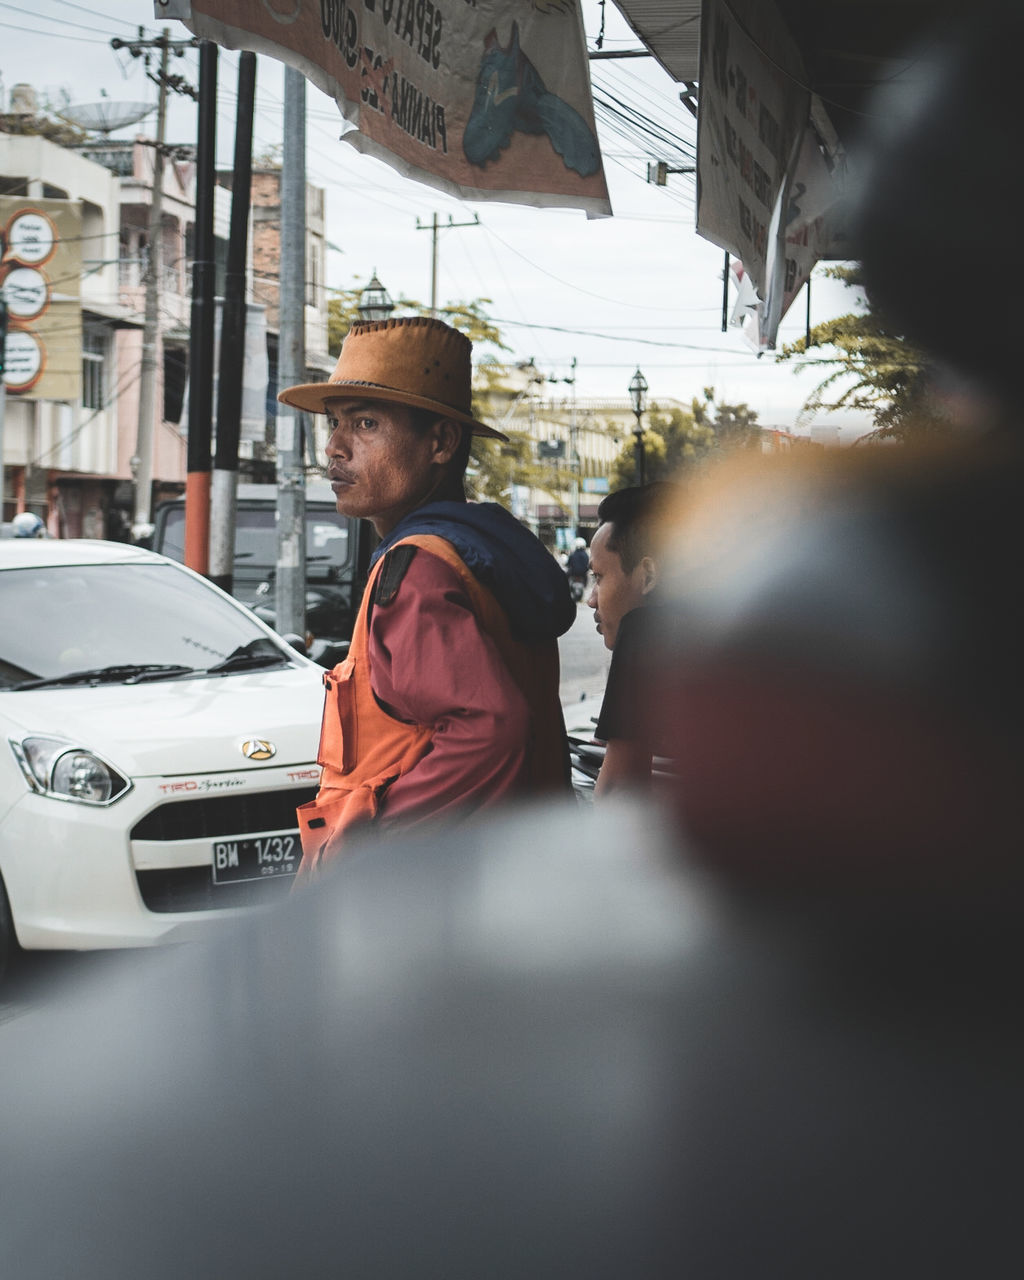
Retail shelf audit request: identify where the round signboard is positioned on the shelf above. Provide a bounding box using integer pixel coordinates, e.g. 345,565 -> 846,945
3,209 -> 57,268
2,328 -> 46,393
1,266 -> 51,321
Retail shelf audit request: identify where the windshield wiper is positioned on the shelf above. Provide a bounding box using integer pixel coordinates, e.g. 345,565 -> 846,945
205,640 -> 290,674
14,663 -> 197,691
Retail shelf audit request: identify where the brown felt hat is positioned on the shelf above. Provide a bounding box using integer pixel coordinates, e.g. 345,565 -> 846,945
277,315 -> 509,442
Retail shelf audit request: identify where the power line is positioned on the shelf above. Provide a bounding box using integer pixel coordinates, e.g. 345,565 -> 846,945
0,16 -> 111,41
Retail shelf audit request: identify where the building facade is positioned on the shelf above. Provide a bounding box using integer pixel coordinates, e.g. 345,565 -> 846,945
1,88 -> 331,536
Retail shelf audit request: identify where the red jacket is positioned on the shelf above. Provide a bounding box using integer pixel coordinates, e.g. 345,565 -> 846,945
296,534 -> 568,882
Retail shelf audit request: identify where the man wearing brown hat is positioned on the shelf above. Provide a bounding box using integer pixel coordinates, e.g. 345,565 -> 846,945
278,316 -> 575,880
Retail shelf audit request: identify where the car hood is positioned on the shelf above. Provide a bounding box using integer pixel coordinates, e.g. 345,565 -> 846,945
0,666 -> 325,778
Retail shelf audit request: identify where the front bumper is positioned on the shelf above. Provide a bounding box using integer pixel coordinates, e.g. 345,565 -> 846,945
1,763 -> 320,950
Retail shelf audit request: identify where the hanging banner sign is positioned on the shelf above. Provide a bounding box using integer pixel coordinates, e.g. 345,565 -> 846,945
160,0 -> 611,217
0,198 -> 82,399
696,0 -> 845,348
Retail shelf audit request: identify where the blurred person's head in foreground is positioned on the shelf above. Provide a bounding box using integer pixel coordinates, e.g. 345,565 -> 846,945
587,482 -> 678,650
850,0 -> 1023,428
646,441 -> 1024,901
639,1 -> 1024,895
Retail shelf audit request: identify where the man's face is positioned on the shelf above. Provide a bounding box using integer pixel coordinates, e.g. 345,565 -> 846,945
324,398 -> 443,535
586,520 -> 651,650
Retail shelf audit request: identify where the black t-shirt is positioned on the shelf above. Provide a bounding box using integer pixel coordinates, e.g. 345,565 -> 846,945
595,603 -> 657,743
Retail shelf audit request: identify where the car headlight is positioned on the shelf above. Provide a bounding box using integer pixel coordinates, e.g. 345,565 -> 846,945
9,736 -> 131,806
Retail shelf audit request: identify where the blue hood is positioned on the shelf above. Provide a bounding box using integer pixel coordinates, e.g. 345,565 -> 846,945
371,502 -> 576,643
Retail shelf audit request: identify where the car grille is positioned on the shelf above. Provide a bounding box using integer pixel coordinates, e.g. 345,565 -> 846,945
130,788 -> 317,841
132,786 -> 318,914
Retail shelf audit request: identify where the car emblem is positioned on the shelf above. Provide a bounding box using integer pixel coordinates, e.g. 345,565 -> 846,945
241,738 -> 276,761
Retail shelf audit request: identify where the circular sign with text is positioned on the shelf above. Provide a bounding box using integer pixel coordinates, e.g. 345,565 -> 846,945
1,266 -> 51,320
3,209 -> 57,267
2,328 -> 46,393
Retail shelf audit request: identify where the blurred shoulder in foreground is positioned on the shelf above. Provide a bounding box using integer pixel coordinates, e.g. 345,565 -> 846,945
1,754 -> 1022,1277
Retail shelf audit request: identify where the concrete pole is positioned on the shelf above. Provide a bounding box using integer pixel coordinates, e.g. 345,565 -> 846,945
131,30 -> 170,540
275,65 -> 307,641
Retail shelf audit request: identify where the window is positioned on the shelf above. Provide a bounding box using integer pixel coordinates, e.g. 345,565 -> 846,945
164,345 -> 188,425
82,327 -> 108,412
306,239 -> 321,308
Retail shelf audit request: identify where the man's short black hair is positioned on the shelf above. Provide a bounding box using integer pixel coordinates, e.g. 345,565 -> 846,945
596,482 -> 678,574
407,407 -> 473,478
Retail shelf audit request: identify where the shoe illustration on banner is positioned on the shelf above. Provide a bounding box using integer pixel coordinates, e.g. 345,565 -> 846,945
462,22 -> 601,178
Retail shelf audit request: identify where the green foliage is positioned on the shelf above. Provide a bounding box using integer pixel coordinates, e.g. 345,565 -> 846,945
327,284 -> 510,357
327,287 -> 362,357
608,393 -> 752,488
253,144 -> 283,167
467,429 -> 551,503
692,391 -> 760,451
776,265 -> 952,441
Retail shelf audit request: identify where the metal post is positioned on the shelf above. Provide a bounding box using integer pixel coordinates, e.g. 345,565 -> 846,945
185,40 -> 218,574
275,65 -> 307,642
633,425 -> 646,486
210,51 -> 256,595
721,249 -> 729,333
805,271 -> 812,345
131,30 -> 171,540
567,358 -> 579,536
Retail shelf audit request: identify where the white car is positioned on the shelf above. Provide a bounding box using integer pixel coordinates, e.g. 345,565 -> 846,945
0,538 -> 328,978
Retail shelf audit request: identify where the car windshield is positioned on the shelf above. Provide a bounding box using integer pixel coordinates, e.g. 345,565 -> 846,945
0,561 -> 292,691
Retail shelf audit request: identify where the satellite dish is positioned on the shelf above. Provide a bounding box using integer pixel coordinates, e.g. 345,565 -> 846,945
57,100 -> 154,136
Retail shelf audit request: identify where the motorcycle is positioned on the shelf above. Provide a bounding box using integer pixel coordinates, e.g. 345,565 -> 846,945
567,570 -> 588,603
567,734 -> 604,804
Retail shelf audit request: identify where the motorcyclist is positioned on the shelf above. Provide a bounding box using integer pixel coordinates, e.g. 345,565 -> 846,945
566,537 -> 589,601
10,512 -> 46,538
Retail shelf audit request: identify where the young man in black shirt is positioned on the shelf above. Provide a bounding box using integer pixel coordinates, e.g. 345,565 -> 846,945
587,483 -> 677,796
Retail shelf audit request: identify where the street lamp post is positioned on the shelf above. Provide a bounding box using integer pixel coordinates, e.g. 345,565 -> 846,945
629,367 -> 648,486
357,272 -> 395,323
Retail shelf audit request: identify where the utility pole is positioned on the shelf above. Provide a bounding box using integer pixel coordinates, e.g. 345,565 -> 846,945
111,28 -> 197,540
415,212 -> 480,316
275,65 -> 307,642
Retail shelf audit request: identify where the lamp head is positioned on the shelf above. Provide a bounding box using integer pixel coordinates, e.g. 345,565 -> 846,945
629,367 -> 648,417
357,272 -> 395,323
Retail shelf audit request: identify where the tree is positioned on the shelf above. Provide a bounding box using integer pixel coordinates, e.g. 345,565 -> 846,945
692,388 -> 760,451
467,429 -> 551,504
327,286 -> 508,357
776,265 -> 952,442
608,392 -> 749,488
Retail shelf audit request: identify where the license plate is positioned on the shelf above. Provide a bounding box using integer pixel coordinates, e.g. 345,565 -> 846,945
212,832 -> 299,884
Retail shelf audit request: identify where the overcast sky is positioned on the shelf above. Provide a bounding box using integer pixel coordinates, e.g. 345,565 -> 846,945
0,0 -> 872,438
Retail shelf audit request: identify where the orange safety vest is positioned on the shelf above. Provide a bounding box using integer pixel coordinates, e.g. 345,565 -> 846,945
295,533 -> 568,882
